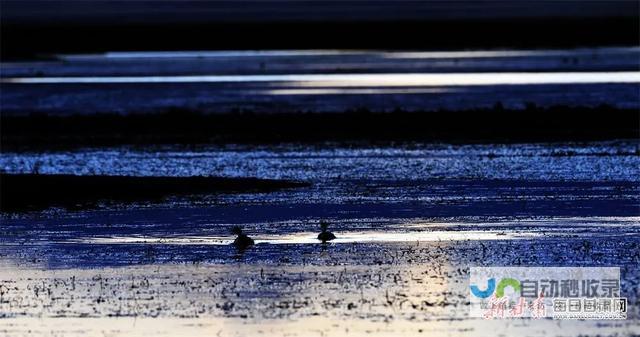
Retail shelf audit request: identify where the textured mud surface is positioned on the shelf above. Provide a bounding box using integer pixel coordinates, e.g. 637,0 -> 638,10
1,142 -> 639,336
1,236 -> 639,336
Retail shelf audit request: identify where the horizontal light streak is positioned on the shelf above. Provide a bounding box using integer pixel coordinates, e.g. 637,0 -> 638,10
76,230 -> 540,246
3,72 -> 639,86
264,88 -> 452,95
55,47 -> 639,60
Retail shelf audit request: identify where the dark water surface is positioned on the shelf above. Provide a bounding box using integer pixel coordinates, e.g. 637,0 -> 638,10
1,142 -> 638,267
1,142 -> 639,336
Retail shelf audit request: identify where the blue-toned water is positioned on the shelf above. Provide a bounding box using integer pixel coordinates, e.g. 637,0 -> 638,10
2,47 -> 639,115
1,48 -> 640,337
1,142 -> 638,268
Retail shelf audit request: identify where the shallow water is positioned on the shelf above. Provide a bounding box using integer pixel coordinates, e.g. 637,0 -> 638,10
1,237 -> 639,337
1,142 -> 638,262
1,142 -> 639,336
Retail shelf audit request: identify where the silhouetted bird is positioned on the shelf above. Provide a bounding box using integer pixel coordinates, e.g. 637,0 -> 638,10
317,220 -> 336,243
231,226 -> 254,249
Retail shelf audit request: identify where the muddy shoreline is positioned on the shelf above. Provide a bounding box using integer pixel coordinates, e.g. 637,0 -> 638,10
0,173 -> 309,212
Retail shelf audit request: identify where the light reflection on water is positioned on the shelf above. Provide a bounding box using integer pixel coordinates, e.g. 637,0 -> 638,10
3,71 -> 639,85
1,48 -> 639,337
76,230 -> 542,246
264,87 -> 453,95
3,47 -> 638,113
68,216 -> 640,246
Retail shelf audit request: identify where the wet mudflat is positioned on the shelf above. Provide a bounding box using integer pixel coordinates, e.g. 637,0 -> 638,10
1,3 -> 639,333
1,236 -> 639,337
0,142 -> 639,336
0,173 -> 307,212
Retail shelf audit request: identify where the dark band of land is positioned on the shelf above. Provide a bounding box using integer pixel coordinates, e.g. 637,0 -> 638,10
2,105 -> 638,151
3,18 -> 638,60
0,173 -> 310,212
2,0 -> 639,61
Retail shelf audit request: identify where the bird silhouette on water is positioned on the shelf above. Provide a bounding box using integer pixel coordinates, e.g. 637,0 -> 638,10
231,225 -> 254,249
317,220 -> 336,243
